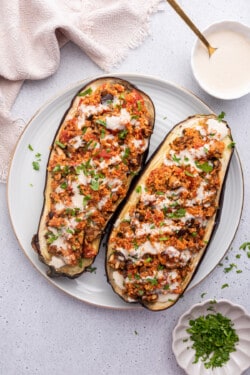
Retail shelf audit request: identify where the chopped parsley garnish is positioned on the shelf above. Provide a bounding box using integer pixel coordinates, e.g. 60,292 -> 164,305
227,142 -> 236,149
156,191 -> 165,195
28,144 -> 34,151
32,161 -> 40,171
172,154 -> 181,164
221,283 -> 229,289
66,228 -> 75,235
159,236 -> 169,241
83,194 -> 92,207
78,87 -> 93,97
90,179 -> 99,191
185,170 -> 194,177
133,239 -> 139,250
137,100 -> 142,111
239,242 -> 250,251
32,150 -> 42,171
163,284 -> 170,290
224,263 -> 237,273
217,111 -> 226,122
136,185 -> 142,193
146,277 -> 158,285
96,119 -> 107,127
201,292 -> 207,298
131,115 -> 139,120
86,266 -> 97,273
195,161 -> 213,173
118,129 -> 128,140
53,164 -> 61,173
186,312 -> 239,369
167,208 -> 186,219
55,140 -> 66,149
60,182 -> 68,189
100,128 -> 106,139
122,147 -> 130,162
65,208 -> 80,216
47,232 -> 58,244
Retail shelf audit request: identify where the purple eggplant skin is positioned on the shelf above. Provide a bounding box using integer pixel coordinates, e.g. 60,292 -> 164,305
106,114 -> 234,311
32,76 -> 155,279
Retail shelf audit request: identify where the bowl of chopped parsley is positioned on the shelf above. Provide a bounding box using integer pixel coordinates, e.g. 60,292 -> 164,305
172,299 -> 250,374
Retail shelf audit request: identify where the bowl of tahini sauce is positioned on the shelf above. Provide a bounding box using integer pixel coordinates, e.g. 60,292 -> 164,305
191,21 -> 250,100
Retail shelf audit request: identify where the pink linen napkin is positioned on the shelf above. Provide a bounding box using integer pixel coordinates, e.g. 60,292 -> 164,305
0,0 -> 163,182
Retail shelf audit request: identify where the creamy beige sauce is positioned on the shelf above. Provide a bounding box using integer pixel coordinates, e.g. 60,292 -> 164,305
193,29 -> 250,98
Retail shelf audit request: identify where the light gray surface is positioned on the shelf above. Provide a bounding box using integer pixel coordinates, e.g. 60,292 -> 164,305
1,1 -> 250,374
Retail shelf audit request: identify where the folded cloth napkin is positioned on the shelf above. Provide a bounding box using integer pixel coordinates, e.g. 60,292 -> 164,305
0,0 -> 163,182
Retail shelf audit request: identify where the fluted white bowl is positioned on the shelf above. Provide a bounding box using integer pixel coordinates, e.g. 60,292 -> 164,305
172,299 -> 250,375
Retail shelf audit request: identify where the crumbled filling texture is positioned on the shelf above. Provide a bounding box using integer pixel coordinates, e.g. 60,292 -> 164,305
44,81 -> 153,268
108,117 -> 230,304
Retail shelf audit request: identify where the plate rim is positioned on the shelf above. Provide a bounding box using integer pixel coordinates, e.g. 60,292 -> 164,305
6,72 -> 244,309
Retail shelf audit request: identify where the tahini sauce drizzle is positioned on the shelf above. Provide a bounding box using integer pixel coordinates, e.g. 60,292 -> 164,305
193,29 -> 250,98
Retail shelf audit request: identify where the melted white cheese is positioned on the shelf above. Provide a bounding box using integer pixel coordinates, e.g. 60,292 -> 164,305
206,118 -> 229,140
77,171 -> 91,186
55,202 -> 66,211
49,256 -> 66,268
69,135 -> 84,149
97,196 -> 109,210
106,108 -> 130,130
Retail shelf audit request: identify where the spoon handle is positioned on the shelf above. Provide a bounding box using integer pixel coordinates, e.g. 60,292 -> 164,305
166,0 -> 211,52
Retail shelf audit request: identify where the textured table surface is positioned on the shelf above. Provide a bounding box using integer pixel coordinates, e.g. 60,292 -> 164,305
1,1 -> 250,374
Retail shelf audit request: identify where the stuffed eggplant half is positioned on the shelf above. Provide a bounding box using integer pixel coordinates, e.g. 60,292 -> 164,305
32,77 -> 155,278
106,114 -> 234,311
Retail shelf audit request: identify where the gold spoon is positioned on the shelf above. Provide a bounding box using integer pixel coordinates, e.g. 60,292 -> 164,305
166,0 -> 217,57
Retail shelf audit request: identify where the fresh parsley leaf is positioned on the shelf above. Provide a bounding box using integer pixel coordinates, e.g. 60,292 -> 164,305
118,129 -> 128,140
217,111 -> 226,122
55,140 -> 66,149
136,185 -> 142,193
195,161 -> 213,173
96,119 -> 107,127
240,242 -> 250,251
78,87 -> 92,97
32,161 -> 40,171
227,142 -> 236,149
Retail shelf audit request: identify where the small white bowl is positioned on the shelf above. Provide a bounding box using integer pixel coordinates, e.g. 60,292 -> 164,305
191,21 -> 250,100
172,299 -> 250,375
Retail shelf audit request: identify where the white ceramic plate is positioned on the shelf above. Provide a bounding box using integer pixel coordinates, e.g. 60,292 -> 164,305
7,74 -> 243,309
172,299 -> 250,374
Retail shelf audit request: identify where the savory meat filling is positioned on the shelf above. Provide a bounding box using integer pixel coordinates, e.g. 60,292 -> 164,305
108,117 -> 230,303
45,81 -> 153,267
